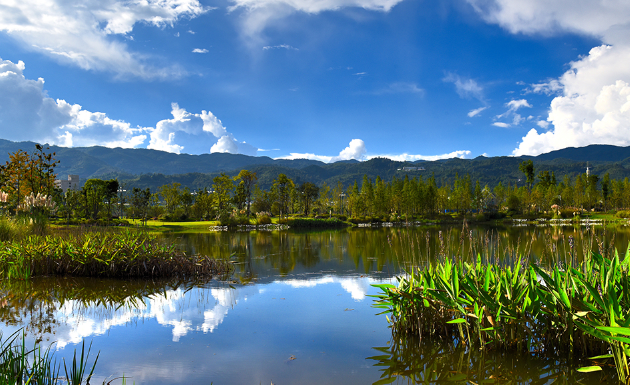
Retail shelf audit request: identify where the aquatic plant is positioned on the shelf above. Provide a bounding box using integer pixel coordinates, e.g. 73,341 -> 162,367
372,244 -> 630,383
0,229 -> 232,280
0,329 -> 98,385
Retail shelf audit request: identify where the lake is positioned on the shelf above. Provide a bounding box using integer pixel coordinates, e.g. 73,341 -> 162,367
2,222 -> 630,384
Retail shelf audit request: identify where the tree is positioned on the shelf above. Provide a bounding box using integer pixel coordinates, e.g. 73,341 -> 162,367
158,182 -> 182,214
131,187 -> 152,224
234,170 -> 257,218
272,174 -> 293,218
212,173 -> 234,218
299,182 -> 319,216
519,160 -> 535,191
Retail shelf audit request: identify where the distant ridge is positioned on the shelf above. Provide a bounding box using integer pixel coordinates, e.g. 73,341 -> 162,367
531,144 -> 630,162
0,139 -> 629,190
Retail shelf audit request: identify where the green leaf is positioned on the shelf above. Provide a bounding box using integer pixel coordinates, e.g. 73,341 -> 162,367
597,326 -> 630,335
447,318 -> 467,324
577,366 -> 602,373
587,354 -> 614,360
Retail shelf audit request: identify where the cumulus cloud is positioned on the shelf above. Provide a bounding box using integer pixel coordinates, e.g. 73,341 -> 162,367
464,0 -> 630,156
0,57 -> 258,156
277,138 -> 367,163
468,106 -> 488,117
0,0 -> 207,78
277,139 -> 471,163
493,122 -> 509,128
443,73 -> 484,101
513,44 -> 630,155
148,103 -> 258,155
0,57 -> 148,147
366,150 -> 471,162
192,48 -> 209,53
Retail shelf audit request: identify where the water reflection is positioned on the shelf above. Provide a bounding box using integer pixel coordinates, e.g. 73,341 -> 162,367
1,224 -> 629,384
163,224 -> 630,281
0,275 -> 389,346
369,334 -> 615,384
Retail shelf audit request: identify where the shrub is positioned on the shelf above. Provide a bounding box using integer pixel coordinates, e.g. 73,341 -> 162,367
617,210 -> 630,219
256,212 -> 272,225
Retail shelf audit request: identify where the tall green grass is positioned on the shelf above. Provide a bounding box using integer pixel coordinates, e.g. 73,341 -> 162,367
373,238 -> 630,382
0,229 -> 232,280
0,329 -> 98,385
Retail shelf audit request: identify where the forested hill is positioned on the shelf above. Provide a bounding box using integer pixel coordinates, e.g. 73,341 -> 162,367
1,139 -> 629,190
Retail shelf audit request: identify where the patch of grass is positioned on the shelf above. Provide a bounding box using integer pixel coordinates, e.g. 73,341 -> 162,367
0,229 -> 232,279
0,329 -> 98,385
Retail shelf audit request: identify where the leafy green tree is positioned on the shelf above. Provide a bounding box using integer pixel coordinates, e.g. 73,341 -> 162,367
234,170 -> 257,218
299,182 -> 319,216
158,182 -> 182,214
131,187 -> 152,224
519,160 -> 535,191
212,173 -> 234,218
272,174 -> 293,218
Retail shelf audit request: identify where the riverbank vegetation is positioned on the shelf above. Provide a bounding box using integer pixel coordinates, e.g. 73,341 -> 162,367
0,227 -> 232,280
373,229 -> 630,383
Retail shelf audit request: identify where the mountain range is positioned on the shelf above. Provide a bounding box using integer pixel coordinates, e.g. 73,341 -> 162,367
1,139 -> 629,190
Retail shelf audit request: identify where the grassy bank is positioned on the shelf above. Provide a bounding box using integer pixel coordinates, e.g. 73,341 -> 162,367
373,246 -> 630,382
0,228 -> 232,280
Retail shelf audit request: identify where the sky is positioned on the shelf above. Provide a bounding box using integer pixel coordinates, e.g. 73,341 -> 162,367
0,0 -> 629,163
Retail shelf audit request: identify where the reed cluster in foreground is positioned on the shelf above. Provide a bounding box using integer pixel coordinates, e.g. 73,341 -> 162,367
373,247 -> 630,383
0,230 -> 232,280
0,330 -> 98,385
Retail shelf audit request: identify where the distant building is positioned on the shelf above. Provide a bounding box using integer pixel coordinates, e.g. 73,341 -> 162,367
397,167 -> 426,171
55,175 -> 80,194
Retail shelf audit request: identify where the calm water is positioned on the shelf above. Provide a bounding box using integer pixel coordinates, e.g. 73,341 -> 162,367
2,222 -> 630,384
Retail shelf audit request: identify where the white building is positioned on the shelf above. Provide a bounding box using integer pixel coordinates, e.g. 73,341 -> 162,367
55,175 -> 80,194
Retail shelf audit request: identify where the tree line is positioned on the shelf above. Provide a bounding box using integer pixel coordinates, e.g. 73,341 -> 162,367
2,146 -> 630,222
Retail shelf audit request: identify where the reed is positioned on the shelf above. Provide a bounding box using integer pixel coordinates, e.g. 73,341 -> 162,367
0,229 -> 232,280
0,329 -> 98,385
373,229 -> 630,383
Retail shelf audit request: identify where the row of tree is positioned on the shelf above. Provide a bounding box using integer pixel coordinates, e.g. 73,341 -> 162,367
2,146 -> 630,221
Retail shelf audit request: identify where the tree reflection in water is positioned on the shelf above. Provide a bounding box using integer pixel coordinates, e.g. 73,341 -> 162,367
368,332 -> 616,384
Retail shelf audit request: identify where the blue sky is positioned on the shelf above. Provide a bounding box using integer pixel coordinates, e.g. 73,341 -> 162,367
1,0 -> 629,162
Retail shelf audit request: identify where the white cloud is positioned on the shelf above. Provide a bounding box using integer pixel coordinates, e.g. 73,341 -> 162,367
372,82 -> 424,95
277,139 -> 471,163
494,99 -> 532,127
527,80 -> 563,95
466,0 -> 630,156
443,73 -> 484,101
277,139 -> 366,163
366,150 -> 471,161
262,44 -> 298,50
0,57 -> 148,147
465,0 -> 630,39
0,0 -> 207,78
229,0 -> 404,45
506,99 -> 532,111
149,103 -> 258,155
536,120 -> 549,129
513,44 -> 630,156
0,57 -> 258,155
468,106 -> 488,117
192,48 -> 209,53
